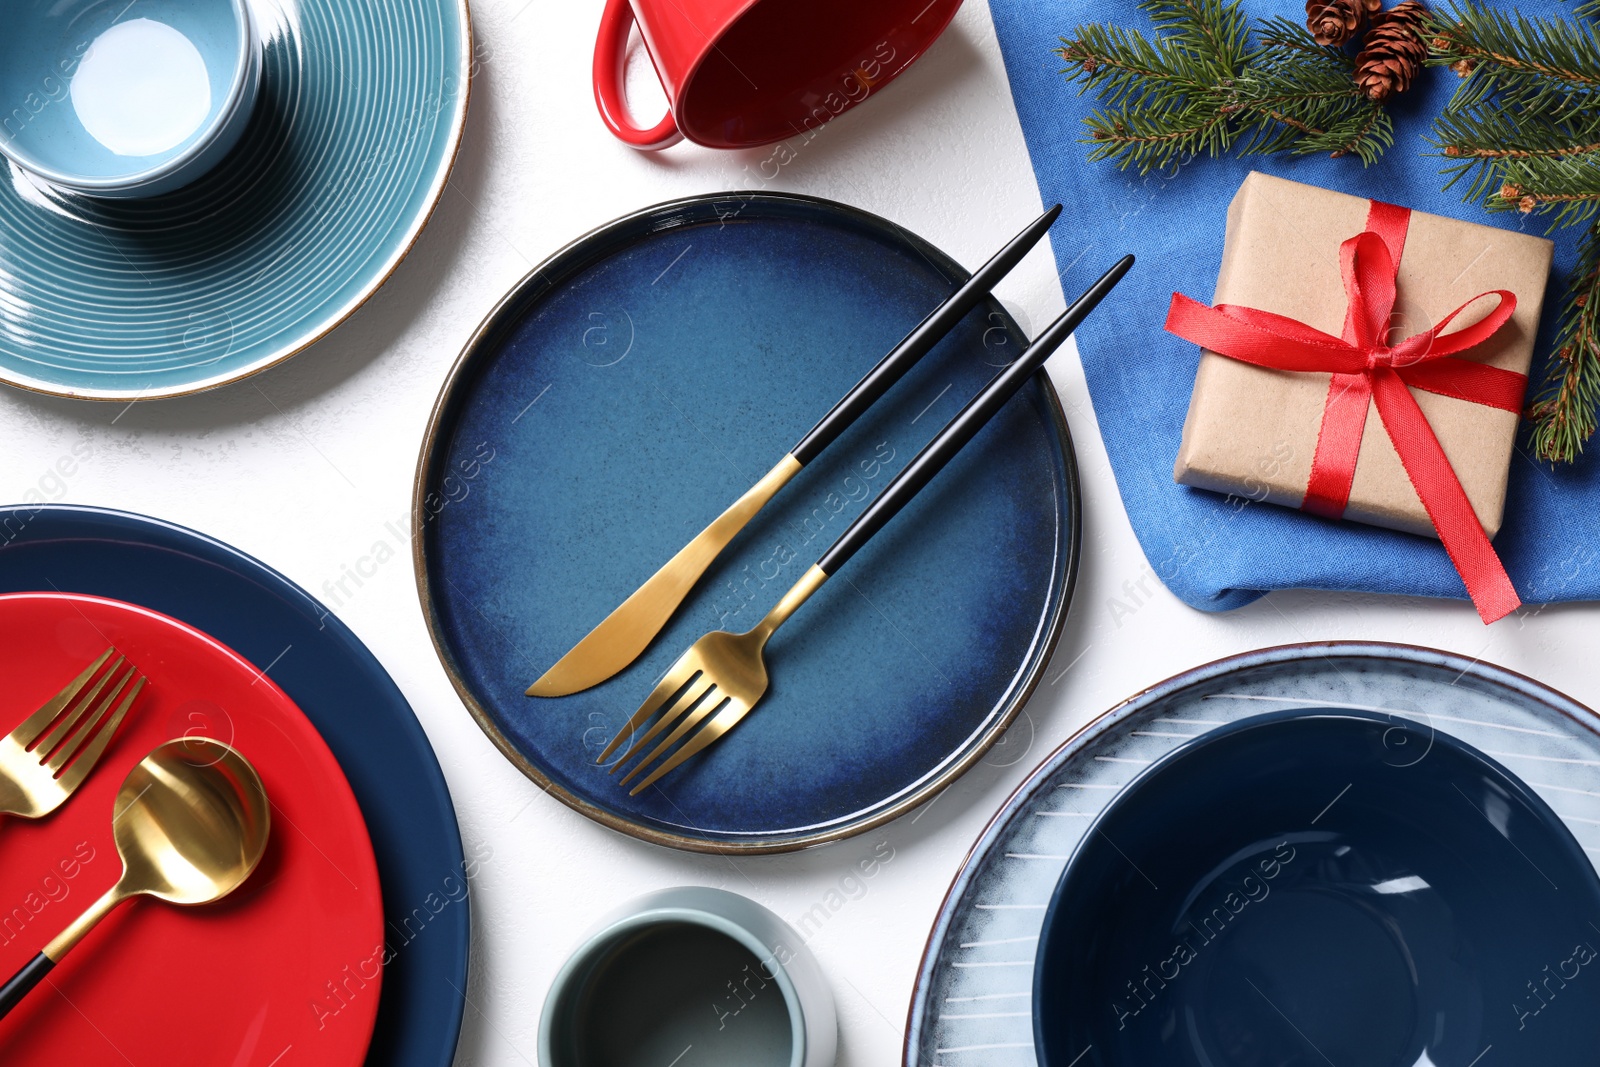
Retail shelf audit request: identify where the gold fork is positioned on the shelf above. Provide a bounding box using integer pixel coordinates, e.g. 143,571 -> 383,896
600,255 -> 1135,795
0,649 -> 146,819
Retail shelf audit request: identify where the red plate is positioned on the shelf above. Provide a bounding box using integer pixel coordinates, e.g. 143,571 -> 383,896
0,593 -> 384,1065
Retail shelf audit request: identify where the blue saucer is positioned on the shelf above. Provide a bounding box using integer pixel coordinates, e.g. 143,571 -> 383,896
0,504 -> 467,1067
417,192 -> 1080,853
0,0 -> 467,399
1034,708 -> 1600,1067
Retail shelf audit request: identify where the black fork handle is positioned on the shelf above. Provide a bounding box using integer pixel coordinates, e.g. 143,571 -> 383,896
816,254 -> 1135,576
789,204 -> 1063,466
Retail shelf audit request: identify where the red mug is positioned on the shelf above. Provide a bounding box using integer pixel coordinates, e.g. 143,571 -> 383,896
593,0 -> 964,150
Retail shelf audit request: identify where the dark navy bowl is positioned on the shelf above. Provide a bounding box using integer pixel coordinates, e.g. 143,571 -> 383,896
1034,708 -> 1600,1067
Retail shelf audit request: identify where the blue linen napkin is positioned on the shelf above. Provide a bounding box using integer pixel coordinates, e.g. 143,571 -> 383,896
987,0 -> 1599,612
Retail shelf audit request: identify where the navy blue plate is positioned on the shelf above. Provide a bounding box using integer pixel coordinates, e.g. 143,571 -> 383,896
1035,708 -> 1600,1067
0,505 -> 467,1067
416,192 -> 1080,853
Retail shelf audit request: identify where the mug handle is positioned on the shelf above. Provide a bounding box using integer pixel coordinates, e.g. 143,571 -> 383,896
593,0 -> 684,150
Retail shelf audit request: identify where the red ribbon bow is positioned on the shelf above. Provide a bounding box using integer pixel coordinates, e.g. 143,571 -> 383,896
1164,201 -> 1525,623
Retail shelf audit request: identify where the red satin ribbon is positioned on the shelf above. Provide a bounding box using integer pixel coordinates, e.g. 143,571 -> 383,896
1165,201 -> 1525,623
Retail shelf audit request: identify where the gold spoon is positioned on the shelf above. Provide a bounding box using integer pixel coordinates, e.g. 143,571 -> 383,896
0,737 -> 271,1019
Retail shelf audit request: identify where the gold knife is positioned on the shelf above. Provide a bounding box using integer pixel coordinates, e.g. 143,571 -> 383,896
526,204 -> 1063,697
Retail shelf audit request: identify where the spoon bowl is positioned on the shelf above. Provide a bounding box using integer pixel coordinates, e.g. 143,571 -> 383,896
111,737 -> 271,907
0,736 -> 271,1020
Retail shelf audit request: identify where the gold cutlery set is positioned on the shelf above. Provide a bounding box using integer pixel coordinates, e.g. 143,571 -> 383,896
527,207 -> 1134,793
0,650 -> 270,1019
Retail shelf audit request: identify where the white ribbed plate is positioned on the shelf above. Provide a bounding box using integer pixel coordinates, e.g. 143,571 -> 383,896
904,642 -> 1600,1066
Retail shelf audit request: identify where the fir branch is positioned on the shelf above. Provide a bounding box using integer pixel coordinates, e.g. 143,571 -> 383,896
1240,17 -> 1393,162
1426,3 -> 1600,115
1060,23 -> 1216,109
1434,106 -> 1600,223
1493,177 -> 1600,223
1148,0 -> 1252,71
1057,1 -> 1390,173
1528,224 -> 1600,463
1429,1 -> 1600,462
1080,108 -> 1235,173
1059,0 -> 1249,173
1448,141 -> 1600,161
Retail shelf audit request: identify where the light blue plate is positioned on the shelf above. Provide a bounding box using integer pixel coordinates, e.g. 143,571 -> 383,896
416,193 -> 1081,854
905,643 -> 1600,1066
0,0 -> 469,399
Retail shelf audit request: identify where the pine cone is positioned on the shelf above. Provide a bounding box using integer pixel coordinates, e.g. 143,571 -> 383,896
1355,0 -> 1429,101
1306,0 -> 1380,47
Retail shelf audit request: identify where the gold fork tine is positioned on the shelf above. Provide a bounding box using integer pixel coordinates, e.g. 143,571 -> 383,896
0,651 -> 148,820
54,677 -> 144,792
596,661 -> 703,764
617,688 -> 729,788
9,648 -> 113,750
608,676 -> 718,773
629,697 -> 754,796
609,568 -> 828,795
33,654 -> 125,755
45,667 -> 137,774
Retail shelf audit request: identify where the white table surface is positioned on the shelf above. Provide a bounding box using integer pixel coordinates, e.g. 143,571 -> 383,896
2,2 -> 1594,1064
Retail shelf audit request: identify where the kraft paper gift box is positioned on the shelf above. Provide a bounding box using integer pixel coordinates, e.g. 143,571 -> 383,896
1172,171 -> 1554,540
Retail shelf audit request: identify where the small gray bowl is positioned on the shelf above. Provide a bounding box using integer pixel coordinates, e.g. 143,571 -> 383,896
539,886 -> 837,1067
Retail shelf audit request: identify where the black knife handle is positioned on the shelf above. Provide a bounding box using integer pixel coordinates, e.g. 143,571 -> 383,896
817,255 -> 1135,577
0,952 -> 54,1021
789,204 -> 1063,467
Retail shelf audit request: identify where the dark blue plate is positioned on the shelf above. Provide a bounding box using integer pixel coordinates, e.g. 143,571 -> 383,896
0,505 -> 467,1067
416,192 -> 1080,853
1035,708 -> 1600,1067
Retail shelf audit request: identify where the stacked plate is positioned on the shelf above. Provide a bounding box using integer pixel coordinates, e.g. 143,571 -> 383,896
0,0 -> 471,1055
0,505 -> 468,1065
